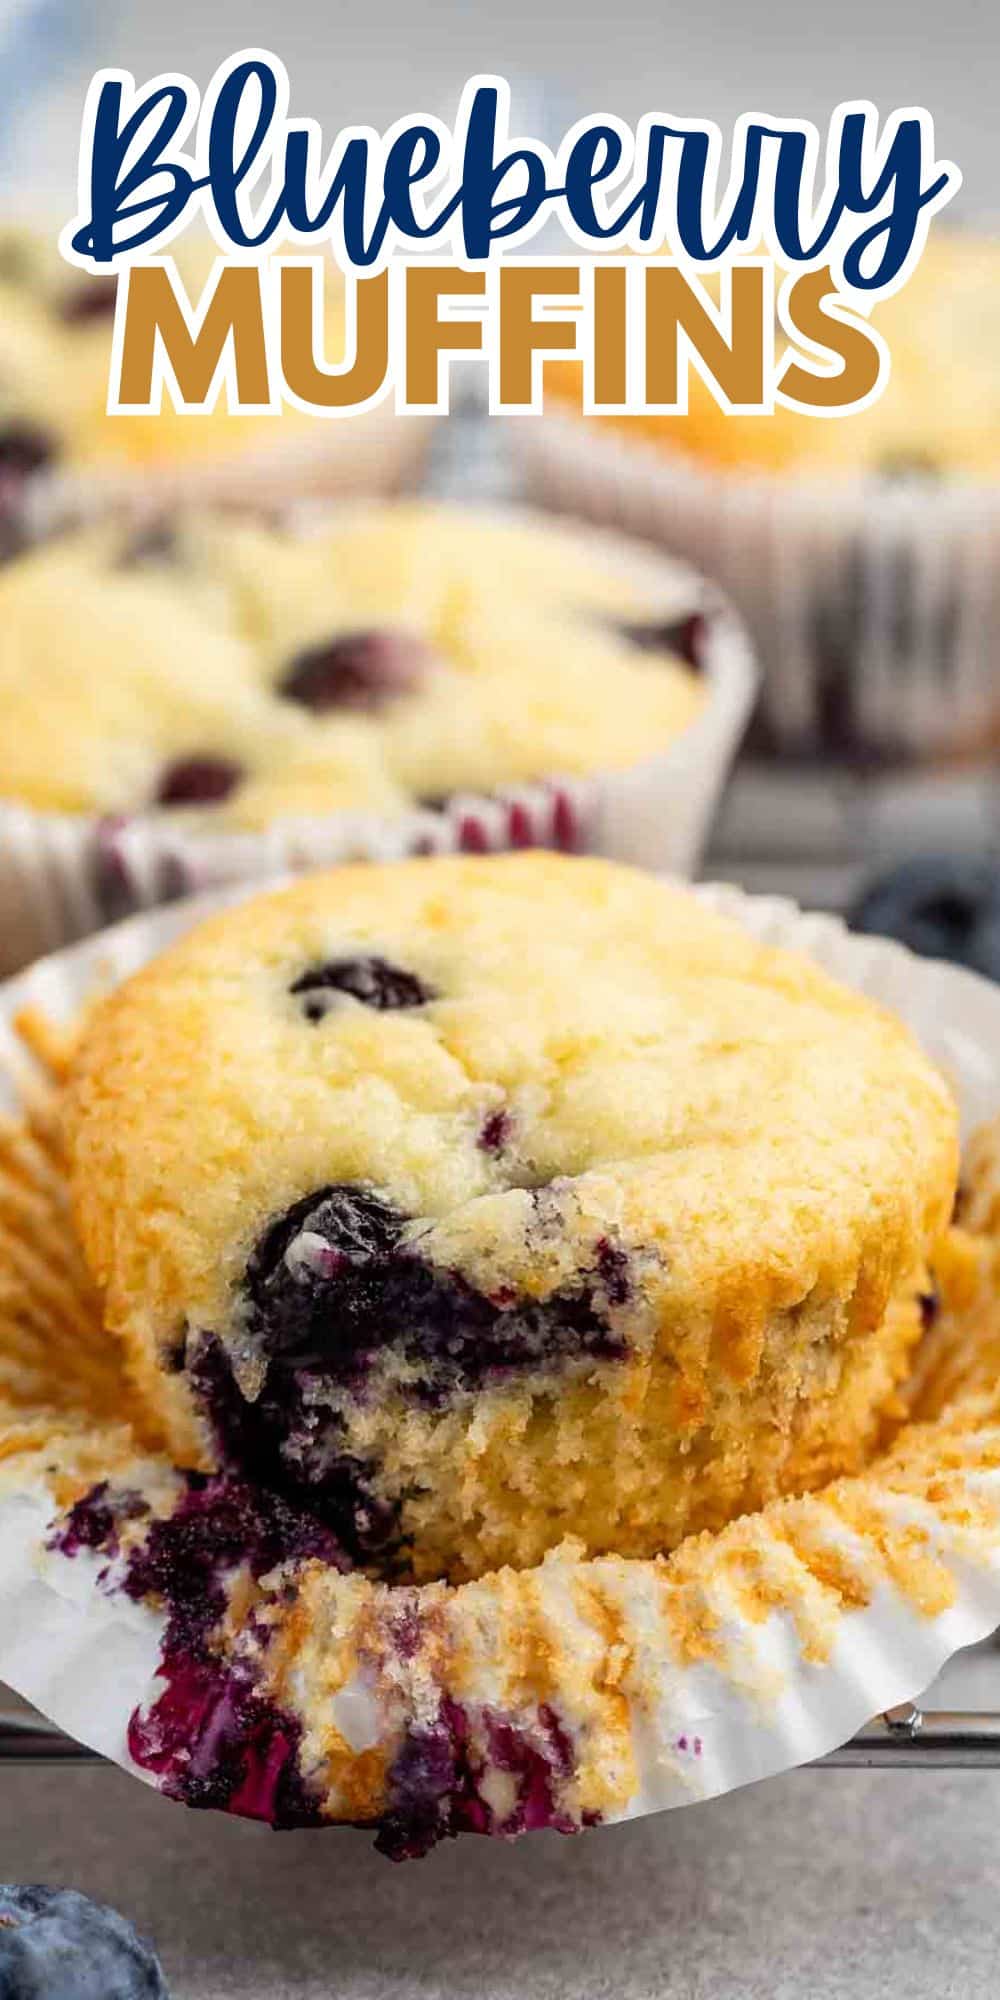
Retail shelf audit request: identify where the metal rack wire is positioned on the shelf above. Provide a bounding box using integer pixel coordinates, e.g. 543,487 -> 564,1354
5,1702 -> 1000,1769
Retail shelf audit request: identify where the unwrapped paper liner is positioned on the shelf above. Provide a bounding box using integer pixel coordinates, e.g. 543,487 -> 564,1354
0,511 -> 755,975
2,882 -> 1000,1853
509,413 -> 1000,766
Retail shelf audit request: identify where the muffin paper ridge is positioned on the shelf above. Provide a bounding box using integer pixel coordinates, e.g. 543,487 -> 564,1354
0,509 -> 756,973
2,881 -> 1000,1853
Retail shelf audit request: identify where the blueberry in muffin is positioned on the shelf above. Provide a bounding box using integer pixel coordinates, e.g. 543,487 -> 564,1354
0,504 -> 704,829
62,853 -> 959,1583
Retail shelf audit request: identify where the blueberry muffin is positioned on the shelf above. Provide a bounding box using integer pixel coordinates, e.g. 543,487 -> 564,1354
550,233 -> 1000,479
0,224 -> 357,502
62,853 -> 959,1583
0,504 -> 704,828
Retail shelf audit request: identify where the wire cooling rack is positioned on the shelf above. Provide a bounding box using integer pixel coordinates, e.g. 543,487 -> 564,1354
5,1700 -> 1000,1769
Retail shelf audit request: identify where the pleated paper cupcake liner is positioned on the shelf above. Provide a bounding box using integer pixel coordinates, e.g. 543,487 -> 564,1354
0,510 -> 757,974
1,881 -> 1000,1853
510,414 -> 1000,768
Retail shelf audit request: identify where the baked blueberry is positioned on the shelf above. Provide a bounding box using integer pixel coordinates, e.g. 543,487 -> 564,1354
0,423 -> 56,478
245,1183 -> 407,1357
0,506 -> 705,831
278,629 -> 430,712
291,955 -> 435,1018
59,276 -> 119,325
850,855 -> 1000,981
155,756 -> 244,808
478,1107 -> 512,1153
0,1884 -> 170,1998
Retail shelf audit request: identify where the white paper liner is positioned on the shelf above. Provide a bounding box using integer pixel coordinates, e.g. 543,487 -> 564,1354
2,880 -> 1000,1846
0,506 -> 757,974
509,413 -> 1000,767
20,407 -> 437,538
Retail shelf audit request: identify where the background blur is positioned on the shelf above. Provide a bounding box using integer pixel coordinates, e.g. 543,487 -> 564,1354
8,0 -> 996,216
4,0 -> 998,929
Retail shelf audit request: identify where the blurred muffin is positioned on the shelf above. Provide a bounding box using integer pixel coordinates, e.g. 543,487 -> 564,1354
550,234 -> 1000,480
0,224 -> 425,526
0,502 -> 704,829
534,232 -> 1000,764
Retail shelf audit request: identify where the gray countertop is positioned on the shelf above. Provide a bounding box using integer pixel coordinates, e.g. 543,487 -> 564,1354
4,1643 -> 1000,2000
1,1754 -> 997,2000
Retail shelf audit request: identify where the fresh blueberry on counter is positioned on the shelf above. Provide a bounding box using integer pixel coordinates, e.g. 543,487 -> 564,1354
0,1884 -> 169,1998
849,855 -> 1000,981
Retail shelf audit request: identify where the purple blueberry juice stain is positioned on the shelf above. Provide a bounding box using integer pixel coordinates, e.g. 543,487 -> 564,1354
54,1471 -> 344,1827
373,1697 -> 582,1860
595,1238 -> 630,1307
478,1107 -> 513,1155
278,629 -> 430,712
52,1482 -> 150,1562
675,1733 -> 704,1758
291,955 -> 435,1020
52,1472 -> 590,1854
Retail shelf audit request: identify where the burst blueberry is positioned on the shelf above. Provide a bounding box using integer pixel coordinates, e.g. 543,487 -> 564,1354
291,955 -> 435,1019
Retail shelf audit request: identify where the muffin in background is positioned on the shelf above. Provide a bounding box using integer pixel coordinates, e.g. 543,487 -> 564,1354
549,234 -> 1000,482
527,231 -> 1000,768
0,502 -> 704,828
0,499 -> 755,971
0,223 -> 430,534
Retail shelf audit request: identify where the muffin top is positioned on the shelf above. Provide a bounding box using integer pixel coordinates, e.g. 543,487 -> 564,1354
0,224 -> 348,478
0,503 -> 703,827
64,854 -> 958,1443
551,232 -> 1000,479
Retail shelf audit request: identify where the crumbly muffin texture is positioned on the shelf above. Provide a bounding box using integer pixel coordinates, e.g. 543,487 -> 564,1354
62,854 -> 959,1582
551,233 -> 1000,478
0,504 -> 703,826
